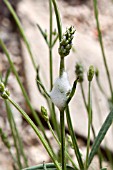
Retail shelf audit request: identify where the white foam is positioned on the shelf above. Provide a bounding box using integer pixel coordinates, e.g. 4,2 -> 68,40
49,71 -> 71,110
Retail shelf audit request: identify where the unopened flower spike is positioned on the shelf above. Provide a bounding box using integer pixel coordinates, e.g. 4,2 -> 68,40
58,26 -> 76,58
87,65 -> 95,82
75,62 -> 84,83
41,106 -> 49,122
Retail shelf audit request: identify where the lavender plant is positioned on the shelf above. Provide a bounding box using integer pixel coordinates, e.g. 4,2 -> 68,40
0,0 -> 113,170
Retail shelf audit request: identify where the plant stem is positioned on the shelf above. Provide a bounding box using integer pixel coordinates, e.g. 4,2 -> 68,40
51,0 -> 62,41
51,104 -> 61,140
5,101 -> 28,167
3,0 -> 37,70
85,81 -> 92,169
5,101 -> 22,169
80,83 -> 103,169
66,106 -> 84,170
59,58 -> 65,77
93,0 -> 113,101
60,110 -> 66,170
7,97 -> 61,170
0,39 -> 55,157
47,121 -> 79,170
49,0 -> 53,90
49,0 -> 60,140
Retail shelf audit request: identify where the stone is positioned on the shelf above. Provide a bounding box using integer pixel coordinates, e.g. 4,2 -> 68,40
18,0 -> 113,153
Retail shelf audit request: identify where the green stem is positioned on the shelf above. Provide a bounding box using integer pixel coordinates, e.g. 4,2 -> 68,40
93,0 -> 113,101
0,39 -> 55,157
37,80 -> 50,98
51,0 -> 62,41
0,39 -> 43,129
66,106 -> 84,170
67,78 -> 78,105
4,67 -> 11,86
5,101 -> 22,169
49,0 -> 60,140
6,101 -> 28,167
47,121 -> 79,170
3,0 -> 37,70
49,48 -> 53,90
51,104 -> 61,140
80,83 -> 103,169
60,110 -> 66,170
7,97 -> 61,170
85,81 -> 92,169
59,58 -> 65,77
49,0 -> 53,90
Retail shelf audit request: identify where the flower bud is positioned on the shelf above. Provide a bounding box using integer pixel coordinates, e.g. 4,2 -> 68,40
75,63 -> 84,82
58,26 -> 76,58
87,65 -> 95,81
41,106 -> 49,122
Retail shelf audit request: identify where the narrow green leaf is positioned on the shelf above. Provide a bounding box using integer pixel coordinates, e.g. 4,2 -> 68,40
88,108 -> 113,167
100,168 -> 107,170
23,163 -> 75,170
36,24 -> 49,46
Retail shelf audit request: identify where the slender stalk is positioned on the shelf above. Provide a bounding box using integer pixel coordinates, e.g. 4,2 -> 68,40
49,0 -> 60,139
93,0 -> 113,100
3,0 -> 37,70
49,0 -> 53,90
5,101 -> 22,169
51,104 -> 61,140
49,47 -> 53,89
4,67 -> 11,86
80,83 -> 103,168
85,81 -> 92,169
7,96 -> 61,170
0,39 -> 43,129
47,121 -> 79,170
51,0 -> 62,41
59,58 -> 65,77
60,110 -> 66,170
0,39 -> 55,157
6,101 -> 28,167
66,106 -> 84,170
